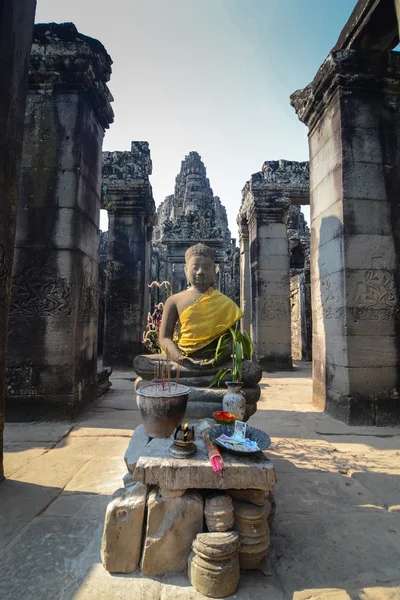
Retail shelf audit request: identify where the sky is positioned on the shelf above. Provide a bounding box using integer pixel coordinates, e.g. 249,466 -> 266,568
35,0 -> 359,237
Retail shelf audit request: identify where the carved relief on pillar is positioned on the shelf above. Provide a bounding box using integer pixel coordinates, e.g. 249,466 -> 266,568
0,244 -> 8,300
349,270 -> 398,321
9,266 -> 72,317
29,23 -> 114,131
79,261 -> 99,318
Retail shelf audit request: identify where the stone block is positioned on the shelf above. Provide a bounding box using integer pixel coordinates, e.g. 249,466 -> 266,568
257,222 -> 287,239
141,488 -> 203,576
344,235 -> 396,271
101,482 -> 147,573
311,200 -> 343,249
229,489 -> 269,507
257,254 -> 290,272
310,164 -> 342,218
124,425 -> 151,474
204,494 -> 234,532
343,161 -> 387,201
133,436 -> 276,491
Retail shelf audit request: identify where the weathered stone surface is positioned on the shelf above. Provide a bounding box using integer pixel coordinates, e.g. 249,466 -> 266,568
189,532 -> 241,598
238,160 -> 310,371
6,23 -> 114,420
233,500 -> 270,570
141,487 -> 203,576
291,49 -> 400,425
133,436 -> 276,491
101,482 -> 147,573
204,494 -> 234,531
290,270 -> 311,361
102,142 -> 156,367
124,424 -> 150,474
64,458 -> 126,494
229,488 -> 270,508
0,0 -> 36,480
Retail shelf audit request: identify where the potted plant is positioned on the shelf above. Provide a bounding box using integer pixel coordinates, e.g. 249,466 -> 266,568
209,323 -> 254,420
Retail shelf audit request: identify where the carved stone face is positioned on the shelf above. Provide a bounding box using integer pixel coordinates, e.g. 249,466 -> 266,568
184,255 -> 214,292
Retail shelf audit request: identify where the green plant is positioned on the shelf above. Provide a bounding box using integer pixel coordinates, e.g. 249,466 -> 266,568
142,281 -> 172,353
209,322 -> 254,387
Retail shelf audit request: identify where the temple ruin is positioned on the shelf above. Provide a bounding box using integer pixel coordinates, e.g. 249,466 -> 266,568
238,160 -> 310,370
101,143 -> 156,367
6,23 -> 114,419
291,0 -> 400,425
151,151 -> 239,305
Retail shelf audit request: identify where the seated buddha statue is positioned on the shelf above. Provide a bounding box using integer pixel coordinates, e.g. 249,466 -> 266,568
159,243 -> 243,368
133,243 -> 262,420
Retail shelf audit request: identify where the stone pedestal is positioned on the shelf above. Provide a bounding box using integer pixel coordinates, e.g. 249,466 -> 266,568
0,0 -> 36,478
102,143 -> 156,367
141,488 -> 203,576
239,161 -> 309,371
6,23 -> 113,420
291,50 -> 400,425
101,482 -> 147,573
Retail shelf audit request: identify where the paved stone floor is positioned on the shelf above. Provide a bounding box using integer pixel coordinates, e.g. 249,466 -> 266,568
1,362 -> 400,599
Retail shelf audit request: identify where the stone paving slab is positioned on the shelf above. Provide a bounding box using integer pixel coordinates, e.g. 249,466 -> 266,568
271,512 -> 400,595
4,422 -> 73,443
2,363 -> 400,600
275,471 -> 385,514
3,442 -> 52,478
133,436 -> 276,491
53,435 -> 130,459
64,458 -> 127,494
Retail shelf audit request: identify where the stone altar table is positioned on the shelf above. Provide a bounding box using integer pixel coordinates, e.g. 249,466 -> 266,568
132,432 -> 276,492
102,424 -> 276,580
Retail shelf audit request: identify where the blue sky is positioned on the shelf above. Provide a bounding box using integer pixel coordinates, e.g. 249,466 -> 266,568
35,0 -> 358,236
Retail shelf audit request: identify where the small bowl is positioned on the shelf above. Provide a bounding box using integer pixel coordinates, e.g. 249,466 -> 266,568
213,410 -> 239,425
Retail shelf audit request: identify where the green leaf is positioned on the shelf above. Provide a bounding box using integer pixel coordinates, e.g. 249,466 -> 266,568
208,368 -> 231,388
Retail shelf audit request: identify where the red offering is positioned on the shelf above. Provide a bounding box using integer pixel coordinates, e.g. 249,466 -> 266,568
213,410 -> 238,425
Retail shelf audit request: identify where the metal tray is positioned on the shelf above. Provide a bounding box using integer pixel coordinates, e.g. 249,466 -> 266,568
209,424 -> 271,456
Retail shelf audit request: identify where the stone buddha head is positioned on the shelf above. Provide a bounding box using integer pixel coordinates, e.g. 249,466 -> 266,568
184,244 -> 215,293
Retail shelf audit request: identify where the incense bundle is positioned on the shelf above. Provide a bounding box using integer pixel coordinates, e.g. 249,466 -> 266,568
204,432 -> 223,473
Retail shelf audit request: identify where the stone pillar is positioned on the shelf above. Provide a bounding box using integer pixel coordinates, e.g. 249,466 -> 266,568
6,23 -> 113,419
0,0 -> 36,478
239,222 -> 251,333
247,202 -> 292,370
238,161 -> 309,371
102,143 -> 156,367
290,270 -> 312,362
291,49 -> 400,424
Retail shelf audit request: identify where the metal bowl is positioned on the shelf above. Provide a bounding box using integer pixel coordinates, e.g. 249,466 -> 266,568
209,424 -> 271,456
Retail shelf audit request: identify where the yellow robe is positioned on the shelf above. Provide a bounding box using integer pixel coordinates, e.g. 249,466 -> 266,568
175,288 -> 243,356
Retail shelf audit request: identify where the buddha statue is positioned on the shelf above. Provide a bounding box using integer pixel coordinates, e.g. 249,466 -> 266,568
134,243 -> 262,420
159,243 -> 243,368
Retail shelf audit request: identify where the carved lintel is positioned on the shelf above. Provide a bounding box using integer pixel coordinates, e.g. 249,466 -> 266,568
291,50 -> 400,131
29,23 -> 114,130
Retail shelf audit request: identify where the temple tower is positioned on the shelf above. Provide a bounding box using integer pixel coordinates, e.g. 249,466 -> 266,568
152,152 -> 239,305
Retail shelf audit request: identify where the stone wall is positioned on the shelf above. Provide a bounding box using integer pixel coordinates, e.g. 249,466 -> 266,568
0,0 -> 37,477
6,23 -> 113,419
